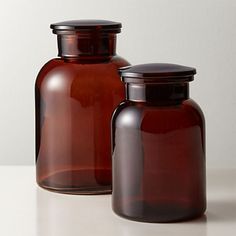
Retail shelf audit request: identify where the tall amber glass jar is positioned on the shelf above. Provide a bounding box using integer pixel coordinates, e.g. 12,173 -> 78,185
112,63 -> 206,222
35,20 -> 129,194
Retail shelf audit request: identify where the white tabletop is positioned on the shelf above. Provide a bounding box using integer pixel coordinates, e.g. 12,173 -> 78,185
0,166 -> 235,236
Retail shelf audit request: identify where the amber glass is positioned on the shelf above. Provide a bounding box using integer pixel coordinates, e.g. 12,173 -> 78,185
112,64 -> 206,222
35,20 -> 129,194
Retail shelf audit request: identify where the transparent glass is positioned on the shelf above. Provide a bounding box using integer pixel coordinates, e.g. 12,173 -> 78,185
35,32 -> 129,194
112,83 -> 206,222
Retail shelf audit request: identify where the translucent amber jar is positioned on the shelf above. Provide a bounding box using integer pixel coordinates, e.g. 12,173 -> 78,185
35,20 -> 129,194
112,63 -> 206,222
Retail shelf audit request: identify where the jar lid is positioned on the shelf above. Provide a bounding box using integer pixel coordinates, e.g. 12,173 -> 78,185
119,63 -> 196,83
50,20 -> 122,34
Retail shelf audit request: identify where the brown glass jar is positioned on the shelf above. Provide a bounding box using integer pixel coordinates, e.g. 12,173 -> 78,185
35,20 -> 129,194
112,63 -> 206,222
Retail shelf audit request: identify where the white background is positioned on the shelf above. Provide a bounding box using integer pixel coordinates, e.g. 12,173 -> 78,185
0,0 -> 235,167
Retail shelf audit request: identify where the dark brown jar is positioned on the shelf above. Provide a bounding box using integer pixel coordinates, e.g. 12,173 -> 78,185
112,63 -> 206,222
35,20 -> 129,194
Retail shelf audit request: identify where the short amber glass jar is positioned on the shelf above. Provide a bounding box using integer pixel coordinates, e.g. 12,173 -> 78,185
35,20 -> 129,194
112,63 -> 206,222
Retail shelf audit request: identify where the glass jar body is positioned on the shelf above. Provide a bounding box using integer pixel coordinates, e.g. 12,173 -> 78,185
112,97 -> 206,222
35,55 -> 129,194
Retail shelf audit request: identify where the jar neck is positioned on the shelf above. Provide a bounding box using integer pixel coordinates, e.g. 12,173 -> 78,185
57,33 -> 117,59
126,83 -> 189,105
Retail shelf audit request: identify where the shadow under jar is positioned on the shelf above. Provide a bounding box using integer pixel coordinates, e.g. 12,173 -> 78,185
112,63 -> 206,222
35,20 -> 129,194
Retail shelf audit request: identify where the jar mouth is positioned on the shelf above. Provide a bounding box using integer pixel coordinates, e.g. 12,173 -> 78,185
52,31 -> 120,36
121,76 -> 194,84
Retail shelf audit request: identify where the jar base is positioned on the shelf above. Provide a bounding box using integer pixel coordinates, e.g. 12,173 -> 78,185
38,184 -> 112,195
113,200 -> 206,223
37,169 -> 112,195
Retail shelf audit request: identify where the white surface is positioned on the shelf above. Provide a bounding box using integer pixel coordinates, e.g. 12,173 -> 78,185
0,166 -> 235,236
0,0 -> 236,167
